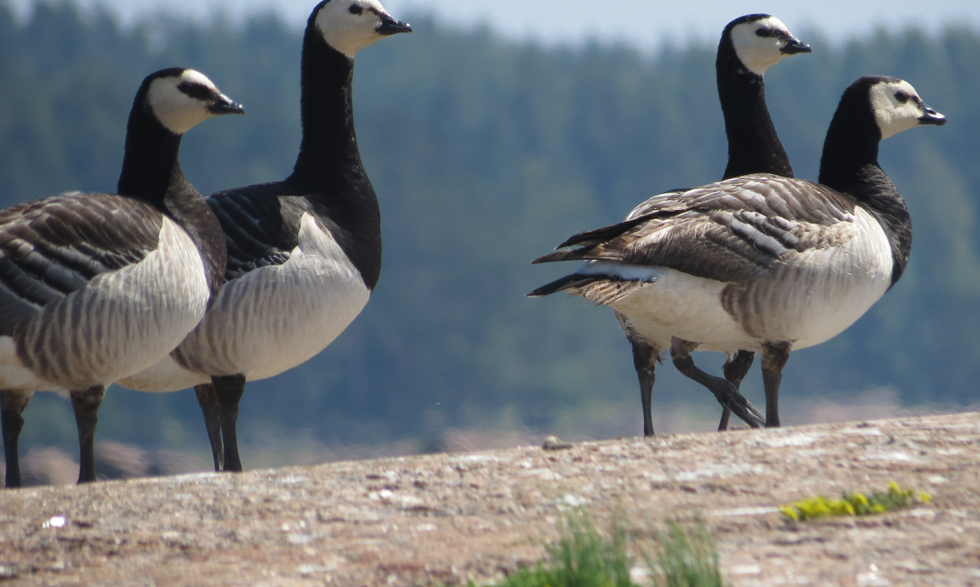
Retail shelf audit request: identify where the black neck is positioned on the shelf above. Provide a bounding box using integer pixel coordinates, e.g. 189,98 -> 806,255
819,86 -> 911,288
284,24 -> 382,290
291,31 -> 366,186
818,97 -> 884,193
716,41 -> 793,180
116,103 -> 227,303
117,107 -> 188,208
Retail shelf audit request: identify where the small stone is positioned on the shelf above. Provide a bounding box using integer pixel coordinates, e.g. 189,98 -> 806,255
542,436 -> 572,451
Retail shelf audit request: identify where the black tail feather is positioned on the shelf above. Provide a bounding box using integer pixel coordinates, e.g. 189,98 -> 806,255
556,216 -> 647,249
527,274 -> 603,297
531,249 -> 585,265
528,273 -> 650,306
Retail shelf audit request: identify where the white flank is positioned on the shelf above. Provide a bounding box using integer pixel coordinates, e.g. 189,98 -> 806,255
122,212 -> 371,392
610,267 -> 734,345
0,337 -> 51,391
606,208 -> 893,352
9,218 -> 209,392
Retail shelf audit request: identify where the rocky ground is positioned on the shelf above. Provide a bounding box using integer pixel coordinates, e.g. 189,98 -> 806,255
1,411 -> 979,586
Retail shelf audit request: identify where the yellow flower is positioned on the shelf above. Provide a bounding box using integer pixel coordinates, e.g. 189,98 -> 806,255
780,507 -> 799,522
796,497 -> 834,520
829,500 -> 855,516
783,483 -> 926,524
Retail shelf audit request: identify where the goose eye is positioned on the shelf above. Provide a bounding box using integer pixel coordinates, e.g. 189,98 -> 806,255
755,27 -> 777,38
349,4 -> 362,14
895,91 -> 910,103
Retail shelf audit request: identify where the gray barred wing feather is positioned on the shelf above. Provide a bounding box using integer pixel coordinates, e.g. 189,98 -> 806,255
0,194 -> 161,336
535,174 -> 857,284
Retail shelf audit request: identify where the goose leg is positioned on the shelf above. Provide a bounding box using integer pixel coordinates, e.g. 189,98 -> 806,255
630,339 -> 660,437
194,383 -> 223,471
716,407 -> 731,432
670,338 -> 765,429
69,385 -> 106,484
718,350 -> 756,431
212,374 -> 246,472
2,390 -> 33,488
760,342 -> 791,428
618,312 -> 662,437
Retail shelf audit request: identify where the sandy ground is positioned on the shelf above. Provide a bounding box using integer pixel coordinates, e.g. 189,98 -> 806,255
1,411 -> 979,586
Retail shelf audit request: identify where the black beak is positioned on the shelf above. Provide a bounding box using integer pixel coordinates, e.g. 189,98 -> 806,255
209,93 -> 245,115
780,36 -> 812,55
377,13 -> 412,35
918,105 -> 947,126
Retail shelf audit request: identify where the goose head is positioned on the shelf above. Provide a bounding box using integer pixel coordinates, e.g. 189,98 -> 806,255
314,0 -> 412,58
143,68 -> 244,135
726,14 -> 811,76
867,77 -> 947,139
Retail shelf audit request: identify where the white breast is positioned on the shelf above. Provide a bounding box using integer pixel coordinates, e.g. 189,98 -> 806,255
2,218 -> 210,392
745,208 -> 894,349
121,213 -> 371,392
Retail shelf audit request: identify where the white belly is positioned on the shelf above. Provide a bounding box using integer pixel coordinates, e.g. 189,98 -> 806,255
610,266 -> 743,346
614,311 -> 671,355
116,353 -> 207,392
605,209 -> 894,352
0,218 -> 210,392
120,213 -> 371,392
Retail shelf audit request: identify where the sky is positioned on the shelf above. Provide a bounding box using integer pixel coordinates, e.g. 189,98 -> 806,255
8,0 -> 980,49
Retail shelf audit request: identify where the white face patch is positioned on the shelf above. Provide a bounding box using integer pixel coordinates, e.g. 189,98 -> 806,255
869,80 -> 931,140
147,70 -> 221,135
316,0 -> 394,58
730,16 -> 797,76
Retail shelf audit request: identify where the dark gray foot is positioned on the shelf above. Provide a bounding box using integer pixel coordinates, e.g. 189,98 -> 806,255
70,385 -> 106,484
195,384 -> 223,471
2,390 -> 32,488
718,350 -> 756,431
671,339 -> 765,429
717,409 -> 731,432
761,342 -> 792,428
212,374 -> 246,472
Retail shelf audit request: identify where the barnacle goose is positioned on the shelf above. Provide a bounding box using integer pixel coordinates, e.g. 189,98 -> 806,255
119,0 -> 412,472
614,14 -> 810,436
1,68 -> 242,487
530,76 -> 945,429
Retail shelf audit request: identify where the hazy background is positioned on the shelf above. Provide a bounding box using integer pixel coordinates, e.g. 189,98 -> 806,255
7,0 -> 980,47
1,0 -> 978,482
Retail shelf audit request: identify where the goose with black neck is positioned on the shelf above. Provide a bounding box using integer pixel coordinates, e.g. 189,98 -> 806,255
119,0 -> 412,473
530,75 -> 945,429
598,14 -> 812,435
1,68 -> 242,487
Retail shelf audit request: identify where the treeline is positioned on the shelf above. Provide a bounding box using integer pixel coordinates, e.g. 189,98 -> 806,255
2,0 -> 979,455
